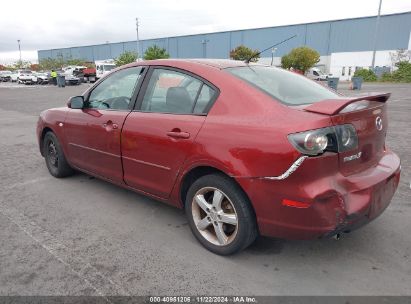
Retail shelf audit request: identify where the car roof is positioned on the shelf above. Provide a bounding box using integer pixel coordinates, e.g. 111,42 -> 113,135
183,59 -> 250,69
129,59 -> 254,70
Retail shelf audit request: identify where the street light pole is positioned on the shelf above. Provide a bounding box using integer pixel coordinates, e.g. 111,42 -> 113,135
371,0 -> 382,69
17,39 -> 22,64
136,18 -> 140,60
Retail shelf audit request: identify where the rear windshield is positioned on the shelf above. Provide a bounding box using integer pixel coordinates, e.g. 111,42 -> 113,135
226,66 -> 340,105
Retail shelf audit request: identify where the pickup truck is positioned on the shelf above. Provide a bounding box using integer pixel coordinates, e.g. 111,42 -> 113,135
73,67 -> 96,83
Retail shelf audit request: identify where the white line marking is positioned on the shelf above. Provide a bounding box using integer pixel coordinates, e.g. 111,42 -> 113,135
5,177 -> 53,190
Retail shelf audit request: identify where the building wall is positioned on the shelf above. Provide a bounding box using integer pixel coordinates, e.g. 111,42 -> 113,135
38,12 -> 411,78
329,50 -> 397,80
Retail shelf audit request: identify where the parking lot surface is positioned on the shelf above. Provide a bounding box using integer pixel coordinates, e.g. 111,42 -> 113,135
0,82 -> 410,296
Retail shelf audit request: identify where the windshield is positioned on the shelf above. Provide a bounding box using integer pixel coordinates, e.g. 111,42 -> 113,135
226,66 -> 339,105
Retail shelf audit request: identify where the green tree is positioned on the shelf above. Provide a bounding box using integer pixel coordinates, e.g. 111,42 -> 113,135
13,60 -> 31,69
280,54 -> 293,69
66,58 -> 88,66
114,51 -> 138,67
380,72 -> 393,82
281,46 -> 320,73
143,45 -> 170,60
391,61 -> 411,82
38,58 -> 62,70
353,68 -> 377,81
230,45 -> 260,62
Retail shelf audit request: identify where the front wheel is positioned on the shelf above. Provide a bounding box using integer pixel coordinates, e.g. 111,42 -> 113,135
185,174 -> 258,255
43,132 -> 74,178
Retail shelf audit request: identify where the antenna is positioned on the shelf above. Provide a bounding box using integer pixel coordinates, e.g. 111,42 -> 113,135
245,34 -> 297,64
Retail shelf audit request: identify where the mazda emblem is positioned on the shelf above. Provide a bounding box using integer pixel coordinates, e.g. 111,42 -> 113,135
376,116 -> 383,131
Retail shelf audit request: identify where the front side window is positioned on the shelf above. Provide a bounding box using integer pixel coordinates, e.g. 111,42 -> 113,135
87,67 -> 144,110
226,66 -> 340,105
141,69 -> 211,114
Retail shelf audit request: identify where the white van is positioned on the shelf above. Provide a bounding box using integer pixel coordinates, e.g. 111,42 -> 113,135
95,60 -> 116,79
306,67 -> 329,81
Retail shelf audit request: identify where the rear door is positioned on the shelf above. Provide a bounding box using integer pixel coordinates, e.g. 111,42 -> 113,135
64,66 -> 146,182
122,67 -> 218,198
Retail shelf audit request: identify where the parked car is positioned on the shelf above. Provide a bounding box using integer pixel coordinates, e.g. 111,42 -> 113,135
18,70 -> 37,84
35,72 -> 49,84
65,74 -> 80,85
0,71 -> 12,82
63,65 -> 87,76
10,71 -> 19,82
37,59 -> 401,255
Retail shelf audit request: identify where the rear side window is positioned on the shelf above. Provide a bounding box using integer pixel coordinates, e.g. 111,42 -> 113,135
194,84 -> 216,114
140,68 -> 216,114
226,66 -> 340,105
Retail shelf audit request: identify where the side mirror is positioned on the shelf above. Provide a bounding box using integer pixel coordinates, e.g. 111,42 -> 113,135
68,96 -> 84,109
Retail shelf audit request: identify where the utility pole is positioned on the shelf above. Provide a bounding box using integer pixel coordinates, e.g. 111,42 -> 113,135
371,0 -> 382,69
17,39 -> 22,64
201,39 -> 209,58
271,48 -> 277,66
136,18 -> 140,60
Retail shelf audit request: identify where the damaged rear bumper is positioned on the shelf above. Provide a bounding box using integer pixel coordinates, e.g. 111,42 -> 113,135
236,151 -> 401,240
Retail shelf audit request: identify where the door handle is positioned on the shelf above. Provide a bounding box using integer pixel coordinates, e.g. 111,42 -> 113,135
167,130 -> 190,139
102,120 -> 118,130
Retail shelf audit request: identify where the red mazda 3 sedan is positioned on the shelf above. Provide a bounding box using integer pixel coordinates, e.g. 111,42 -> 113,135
37,59 -> 401,255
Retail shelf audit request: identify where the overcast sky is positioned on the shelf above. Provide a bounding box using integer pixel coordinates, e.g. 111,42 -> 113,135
1,0 -> 410,63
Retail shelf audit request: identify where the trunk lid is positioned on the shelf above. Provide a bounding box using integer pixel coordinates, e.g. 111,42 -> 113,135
304,93 -> 390,176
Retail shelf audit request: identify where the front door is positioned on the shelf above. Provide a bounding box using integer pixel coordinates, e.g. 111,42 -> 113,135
64,66 -> 146,183
122,67 -> 218,198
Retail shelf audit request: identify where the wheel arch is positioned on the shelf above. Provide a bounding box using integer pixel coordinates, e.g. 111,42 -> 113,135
178,165 -> 257,221
39,126 -> 55,156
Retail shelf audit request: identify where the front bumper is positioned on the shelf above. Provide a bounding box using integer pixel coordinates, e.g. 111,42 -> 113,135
236,151 -> 401,240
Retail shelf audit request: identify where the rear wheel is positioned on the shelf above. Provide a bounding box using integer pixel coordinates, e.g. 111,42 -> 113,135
185,174 -> 257,255
43,132 -> 74,178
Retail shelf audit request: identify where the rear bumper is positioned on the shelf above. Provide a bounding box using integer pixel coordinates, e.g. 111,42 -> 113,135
236,151 -> 401,240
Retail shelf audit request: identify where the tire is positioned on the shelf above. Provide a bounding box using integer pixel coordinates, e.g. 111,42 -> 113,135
185,173 -> 258,255
43,132 -> 74,178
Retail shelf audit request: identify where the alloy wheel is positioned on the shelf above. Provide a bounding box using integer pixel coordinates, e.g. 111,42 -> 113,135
191,187 -> 238,246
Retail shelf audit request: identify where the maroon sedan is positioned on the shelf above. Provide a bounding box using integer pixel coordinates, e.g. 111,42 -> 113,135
37,59 -> 401,255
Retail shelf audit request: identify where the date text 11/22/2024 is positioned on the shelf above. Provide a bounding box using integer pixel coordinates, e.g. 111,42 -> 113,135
149,296 -> 257,303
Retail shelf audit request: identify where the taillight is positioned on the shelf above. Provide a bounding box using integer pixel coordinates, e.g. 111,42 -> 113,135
288,124 -> 358,156
334,124 -> 358,152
